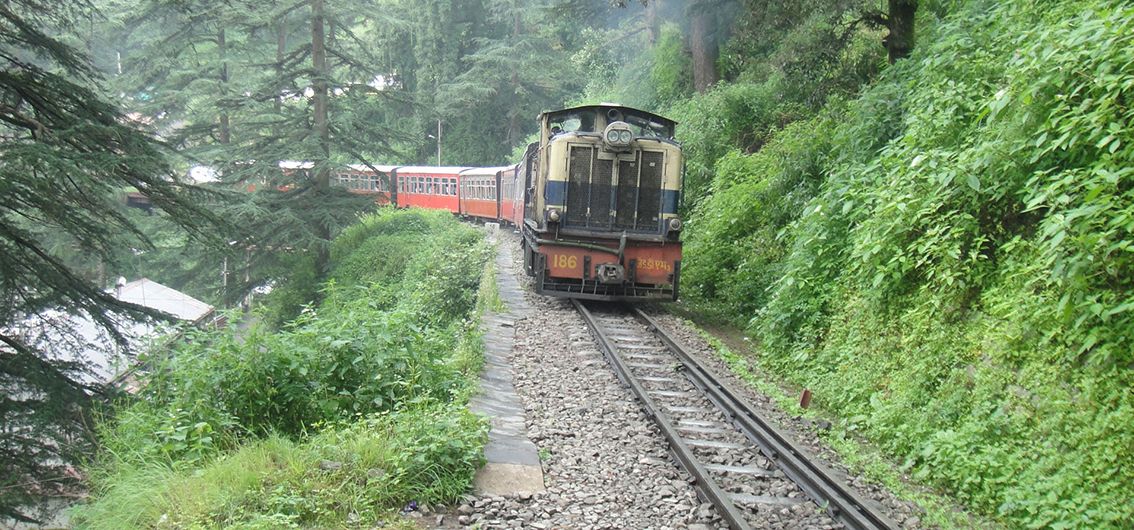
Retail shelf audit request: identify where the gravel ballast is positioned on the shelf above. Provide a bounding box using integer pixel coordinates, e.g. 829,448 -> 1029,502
420,230 -> 931,529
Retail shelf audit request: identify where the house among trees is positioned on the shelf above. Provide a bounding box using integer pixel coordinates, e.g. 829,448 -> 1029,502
11,278 -> 215,388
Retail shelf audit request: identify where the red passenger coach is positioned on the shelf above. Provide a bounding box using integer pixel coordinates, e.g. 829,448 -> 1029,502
498,165 -> 521,227
459,167 -> 508,221
338,164 -> 397,205
394,166 -> 467,213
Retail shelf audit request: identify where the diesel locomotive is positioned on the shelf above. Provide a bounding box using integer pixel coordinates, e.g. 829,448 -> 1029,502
320,103 -> 684,302
518,104 -> 682,301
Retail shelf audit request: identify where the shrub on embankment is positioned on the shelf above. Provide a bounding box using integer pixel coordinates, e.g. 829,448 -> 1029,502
682,1 -> 1134,527
74,209 -> 492,528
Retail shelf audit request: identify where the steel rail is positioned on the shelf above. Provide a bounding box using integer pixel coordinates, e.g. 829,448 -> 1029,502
630,306 -> 896,530
571,299 -> 753,530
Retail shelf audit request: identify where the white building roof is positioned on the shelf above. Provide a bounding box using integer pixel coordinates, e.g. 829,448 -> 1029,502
7,279 -> 215,386
116,278 -> 214,322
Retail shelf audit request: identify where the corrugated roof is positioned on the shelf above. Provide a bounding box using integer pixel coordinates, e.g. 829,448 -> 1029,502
116,278 -> 213,322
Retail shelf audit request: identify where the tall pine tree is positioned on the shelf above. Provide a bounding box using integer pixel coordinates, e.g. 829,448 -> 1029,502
0,0 -> 222,521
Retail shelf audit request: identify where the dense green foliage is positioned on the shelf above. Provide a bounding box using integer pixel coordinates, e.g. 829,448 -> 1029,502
681,0 -> 1134,526
0,1 -> 224,520
75,209 -> 492,527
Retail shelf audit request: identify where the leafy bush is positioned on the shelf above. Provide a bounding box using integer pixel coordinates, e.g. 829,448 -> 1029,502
650,23 -> 692,106
667,79 -> 809,208
79,209 -> 493,527
76,407 -> 485,529
685,0 -> 1134,527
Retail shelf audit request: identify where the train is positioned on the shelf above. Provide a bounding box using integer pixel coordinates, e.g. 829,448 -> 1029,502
314,103 -> 684,302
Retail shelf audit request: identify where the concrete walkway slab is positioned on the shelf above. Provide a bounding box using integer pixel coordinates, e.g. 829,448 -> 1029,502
470,235 -> 545,496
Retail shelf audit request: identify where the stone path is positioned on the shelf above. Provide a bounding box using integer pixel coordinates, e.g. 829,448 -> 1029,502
468,228 -> 545,497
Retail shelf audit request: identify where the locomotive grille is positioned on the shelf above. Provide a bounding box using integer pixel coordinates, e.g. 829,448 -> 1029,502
590,159 -> 614,229
615,157 -> 637,230
564,145 -> 665,233
566,146 -> 593,227
637,151 -> 664,230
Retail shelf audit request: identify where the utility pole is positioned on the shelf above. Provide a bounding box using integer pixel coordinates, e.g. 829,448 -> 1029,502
428,119 -> 442,165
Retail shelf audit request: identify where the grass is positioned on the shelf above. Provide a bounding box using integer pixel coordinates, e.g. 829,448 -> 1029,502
77,408 -> 485,529
73,210 -> 495,529
675,312 -> 997,529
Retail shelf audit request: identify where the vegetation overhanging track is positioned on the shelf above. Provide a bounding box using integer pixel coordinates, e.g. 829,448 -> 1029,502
571,299 -> 896,530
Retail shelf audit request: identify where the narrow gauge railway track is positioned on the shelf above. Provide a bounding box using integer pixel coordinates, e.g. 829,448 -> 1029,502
571,300 -> 896,530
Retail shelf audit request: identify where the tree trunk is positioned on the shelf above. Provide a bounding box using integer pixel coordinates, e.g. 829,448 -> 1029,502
646,0 -> 663,45
218,28 -> 230,144
311,0 -> 331,270
886,0 -> 917,63
505,8 -> 522,148
690,10 -> 718,92
275,18 -> 286,116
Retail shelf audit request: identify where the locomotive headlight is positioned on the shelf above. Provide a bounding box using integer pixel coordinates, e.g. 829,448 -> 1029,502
603,122 -> 633,150
548,208 -> 561,222
668,217 -> 683,232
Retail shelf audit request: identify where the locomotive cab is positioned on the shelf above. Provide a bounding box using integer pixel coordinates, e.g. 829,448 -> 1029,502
522,104 -> 683,301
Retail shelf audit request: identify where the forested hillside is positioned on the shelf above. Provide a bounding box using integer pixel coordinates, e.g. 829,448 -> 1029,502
659,1 -> 1133,527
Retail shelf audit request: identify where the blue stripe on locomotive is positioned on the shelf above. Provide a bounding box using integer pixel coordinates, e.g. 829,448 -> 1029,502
545,180 -> 567,206
546,182 -> 680,213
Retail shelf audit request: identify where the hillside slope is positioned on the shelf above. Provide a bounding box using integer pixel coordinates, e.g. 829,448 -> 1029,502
682,1 -> 1134,527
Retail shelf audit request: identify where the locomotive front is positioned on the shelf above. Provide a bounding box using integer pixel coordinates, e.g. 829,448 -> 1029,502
520,104 -> 683,301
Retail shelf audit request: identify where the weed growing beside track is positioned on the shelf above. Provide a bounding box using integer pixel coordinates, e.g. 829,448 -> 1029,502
74,209 -> 494,528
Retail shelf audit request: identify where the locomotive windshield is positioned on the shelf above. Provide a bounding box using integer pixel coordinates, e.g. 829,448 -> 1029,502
623,113 -> 673,138
544,106 -> 674,139
548,110 -> 596,133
